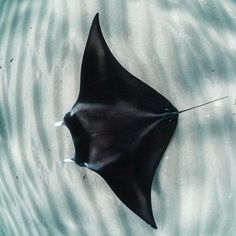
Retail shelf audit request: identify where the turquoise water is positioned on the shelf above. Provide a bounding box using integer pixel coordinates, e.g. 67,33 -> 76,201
0,1 -> 236,235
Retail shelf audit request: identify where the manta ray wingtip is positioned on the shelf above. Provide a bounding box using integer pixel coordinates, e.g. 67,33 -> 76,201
151,223 -> 157,229
151,217 -> 157,229
142,209 -> 157,229
92,13 -> 100,24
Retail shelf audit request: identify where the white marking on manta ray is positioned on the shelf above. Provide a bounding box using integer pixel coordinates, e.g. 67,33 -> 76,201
83,155 -> 119,171
63,158 -> 74,163
54,120 -> 65,127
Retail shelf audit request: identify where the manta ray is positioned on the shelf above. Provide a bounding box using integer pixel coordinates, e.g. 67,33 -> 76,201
55,13 -> 227,228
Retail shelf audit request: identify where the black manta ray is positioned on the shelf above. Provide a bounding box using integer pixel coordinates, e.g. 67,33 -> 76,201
55,13 -> 227,229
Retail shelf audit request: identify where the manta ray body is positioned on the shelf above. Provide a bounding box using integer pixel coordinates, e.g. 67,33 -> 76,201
57,13 -> 227,229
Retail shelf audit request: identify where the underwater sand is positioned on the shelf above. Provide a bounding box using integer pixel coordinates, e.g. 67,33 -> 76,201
0,1 -> 236,235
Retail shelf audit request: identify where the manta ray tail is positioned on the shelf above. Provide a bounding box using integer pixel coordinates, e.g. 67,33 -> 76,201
179,96 -> 228,114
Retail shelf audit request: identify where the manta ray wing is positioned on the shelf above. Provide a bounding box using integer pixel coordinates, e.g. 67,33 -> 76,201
77,14 -> 177,114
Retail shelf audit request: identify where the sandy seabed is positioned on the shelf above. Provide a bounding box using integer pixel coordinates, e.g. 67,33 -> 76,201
0,1 -> 236,235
